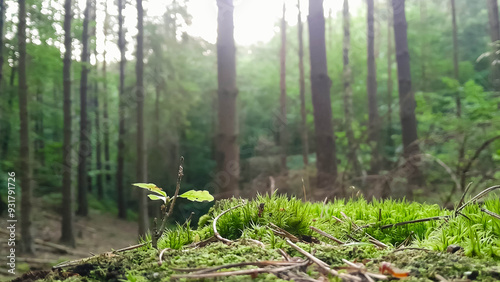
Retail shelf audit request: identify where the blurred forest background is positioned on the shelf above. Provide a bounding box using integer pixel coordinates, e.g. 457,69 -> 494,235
0,0 -> 499,257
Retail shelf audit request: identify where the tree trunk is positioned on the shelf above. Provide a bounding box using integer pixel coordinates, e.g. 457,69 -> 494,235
116,0 -> 127,220
136,0 -> 149,236
60,0 -> 75,247
367,0 -> 380,174
95,56 -> 103,200
0,0 -> 4,84
451,0 -> 460,117
488,0 -> 500,91
297,0 -> 309,169
77,0 -> 91,217
279,3 -> 287,173
34,87 -> 45,167
419,1 -> 427,91
392,0 -> 422,199
18,0 -> 34,254
342,0 -> 361,178
103,4 -> 111,185
384,0 -> 395,173
216,0 -> 239,198
308,0 -> 341,199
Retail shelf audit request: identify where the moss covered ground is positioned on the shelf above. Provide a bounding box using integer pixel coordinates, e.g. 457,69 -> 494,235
19,192 -> 500,281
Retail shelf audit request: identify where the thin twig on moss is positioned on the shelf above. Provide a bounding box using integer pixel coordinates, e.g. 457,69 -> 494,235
269,223 -> 300,242
158,247 -> 172,266
213,201 -> 246,244
380,216 -> 451,230
481,208 -> 500,220
456,185 -> 500,213
309,226 -> 344,245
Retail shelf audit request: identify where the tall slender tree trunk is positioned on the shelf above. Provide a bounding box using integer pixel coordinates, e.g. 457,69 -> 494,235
18,0 -> 34,254
342,0 -> 361,177
216,0 -> 239,198
392,0 -> 422,199
451,0 -> 460,117
0,0 -> 4,84
60,0 -> 75,247
279,3 -> 287,173
136,0 -> 149,236
297,0 -> 309,170
367,0 -> 380,174
34,87 -> 45,167
77,0 -> 91,216
95,55 -> 103,199
488,0 -> 500,92
308,0 -> 341,199
386,0 -> 395,164
103,3 -> 111,185
419,1 -> 427,91
116,0 -> 127,220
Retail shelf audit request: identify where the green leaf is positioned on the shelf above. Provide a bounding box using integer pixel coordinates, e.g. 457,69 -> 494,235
179,190 -> 214,202
147,194 -> 168,203
132,183 -> 167,197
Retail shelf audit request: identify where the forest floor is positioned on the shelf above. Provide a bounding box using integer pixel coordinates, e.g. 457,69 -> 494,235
9,188 -> 500,282
0,207 -> 138,281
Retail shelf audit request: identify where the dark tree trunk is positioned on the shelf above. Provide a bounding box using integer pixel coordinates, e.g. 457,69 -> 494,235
367,0 -> 380,174
385,0 -> 395,167
0,0 -> 4,84
342,0 -> 361,177
136,0 -> 149,236
488,0 -> 500,91
103,4 -> 111,185
392,0 -> 422,199
34,87 -> 45,167
116,0 -> 127,220
60,0 -> 75,247
451,0 -> 460,117
95,57 -> 103,199
18,0 -> 34,254
308,0 -> 341,199
419,1 -> 427,91
216,0 -> 239,198
77,0 -> 91,217
279,3 -> 287,173
297,0 -> 309,169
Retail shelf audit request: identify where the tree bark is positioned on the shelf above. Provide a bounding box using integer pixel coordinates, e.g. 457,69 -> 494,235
136,0 -> 149,236
297,0 -> 309,169
18,0 -> 34,254
367,0 -> 380,174
308,0 -> 341,199
103,4 -> 111,185
60,0 -> 75,247
116,0 -> 127,220
392,0 -> 422,199
487,0 -> 500,91
0,0 -> 4,84
77,0 -> 91,217
279,3 -> 287,173
216,0 -> 239,198
385,0 -> 395,168
342,0 -> 361,177
451,0 -> 460,117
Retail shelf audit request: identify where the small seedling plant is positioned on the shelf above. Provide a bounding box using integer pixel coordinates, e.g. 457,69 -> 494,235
133,157 -> 214,248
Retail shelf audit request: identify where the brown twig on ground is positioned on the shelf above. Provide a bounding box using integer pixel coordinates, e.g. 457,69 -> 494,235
341,212 -> 388,249
158,247 -> 172,266
184,236 -> 217,249
456,185 -> 500,213
481,208 -> 500,220
278,248 -> 292,261
170,260 -> 309,280
113,242 -> 148,253
380,216 -> 451,230
213,201 -> 247,244
332,215 -> 344,223
269,223 -> 300,242
247,238 -> 265,248
309,226 -> 344,245
285,239 -> 361,281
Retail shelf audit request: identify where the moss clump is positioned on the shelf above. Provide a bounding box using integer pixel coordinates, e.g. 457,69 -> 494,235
28,193 -> 500,281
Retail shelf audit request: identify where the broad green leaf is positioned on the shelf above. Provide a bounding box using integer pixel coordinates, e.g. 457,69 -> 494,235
132,183 -> 167,197
147,194 -> 168,203
179,190 -> 214,202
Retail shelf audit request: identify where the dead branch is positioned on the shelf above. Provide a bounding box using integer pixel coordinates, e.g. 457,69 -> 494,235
213,201 -> 246,244
269,223 -> 300,242
309,226 -> 344,245
380,215 -> 451,230
481,208 -> 500,220
113,242 -> 148,253
456,185 -> 500,213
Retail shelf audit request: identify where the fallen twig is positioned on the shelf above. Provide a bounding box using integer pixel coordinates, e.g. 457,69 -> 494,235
113,242 -> 148,253
456,185 -> 500,213
269,223 -> 300,242
247,238 -> 265,248
380,216 -> 451,230
481,208 -> 500,220
213,201 -> 247,244
285,239 -> 361,281
309,226 -> 344,245
158,248 -> 172,266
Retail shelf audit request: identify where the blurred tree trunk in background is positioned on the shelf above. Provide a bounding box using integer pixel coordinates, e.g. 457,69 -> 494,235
343,0 -> 361,178
367,0 -> 380,175
18,0 -> 34,254
116,0 -> 127,219
61,0 -> 75,247
103,4 -> 111,185
0,0 -> 4,84
297,0 -> 309,179
487,0 -> 500,92
279,3 -> 287,174
383,0 -> 394,196
451,0 -> 460,117
77,0 -> 91,217
419,1 -> 427,91
136,0 -> 149,236
216,0 -> 239,198
392,0 -> 422,200
308,0 -> 342,199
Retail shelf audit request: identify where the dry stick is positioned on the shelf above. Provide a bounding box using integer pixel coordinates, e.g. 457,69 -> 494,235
481,208 -> 500,220
341,212 -> 388,249
310,226 -> 344,245
456,182 -> 473,209
156,157 -> 184,247
158,247 -> 172,266
278,248 -> 292,261
247,238 -> 265,248
456,185 -> 500,213
213,201 -> 246,244
380,215 -> 451,230
285,239 -> 361,281
113,242 -> 148,253
171,260 -> 309,280
269,222 -> 300,242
